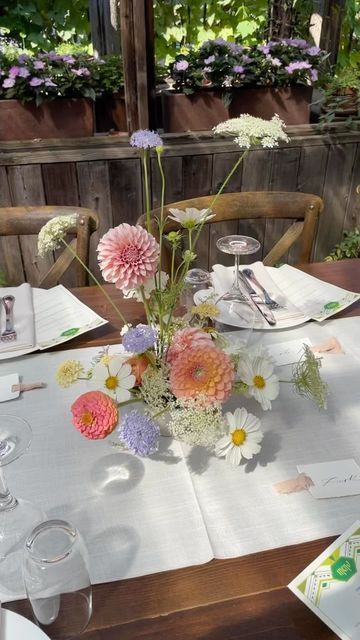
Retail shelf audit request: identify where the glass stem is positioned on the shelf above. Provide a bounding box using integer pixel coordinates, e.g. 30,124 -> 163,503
232,255 -> 241,292
0,467 -> 17,511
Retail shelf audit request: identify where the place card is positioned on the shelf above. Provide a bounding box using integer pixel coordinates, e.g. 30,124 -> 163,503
289,520 -> 360,640
266,338 -> 312,366
297,459 -> 360,499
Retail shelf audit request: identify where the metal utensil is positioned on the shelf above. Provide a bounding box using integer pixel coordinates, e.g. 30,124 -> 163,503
238,271 -> 276,327
242,268 -> 282,309
1,295 -> 17,342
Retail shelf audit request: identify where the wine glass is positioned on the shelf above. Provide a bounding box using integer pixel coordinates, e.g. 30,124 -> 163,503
0,414 -> 45,561
214,235 -> 261,339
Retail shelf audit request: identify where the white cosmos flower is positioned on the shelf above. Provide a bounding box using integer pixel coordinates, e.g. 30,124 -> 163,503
167,207 -> 215,228
89,356 -> 135,403
237,354 -> 279,410
122,271 -> 169,301
215,407 -> 263,465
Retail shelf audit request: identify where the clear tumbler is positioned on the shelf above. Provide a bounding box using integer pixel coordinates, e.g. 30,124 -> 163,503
23,519 -> 92,639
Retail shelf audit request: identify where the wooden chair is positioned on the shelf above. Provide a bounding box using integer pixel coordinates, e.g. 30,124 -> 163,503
0,206 -> 99,287
138,191 -> 324,269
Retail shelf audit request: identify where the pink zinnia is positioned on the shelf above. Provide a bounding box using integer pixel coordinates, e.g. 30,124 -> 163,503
97,223 -> 160,290
166,327 -> 213,366
71,390 -> 118,440
169,344 -> 235,404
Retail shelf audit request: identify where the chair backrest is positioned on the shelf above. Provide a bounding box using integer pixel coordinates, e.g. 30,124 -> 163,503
139,191 -> 323,268
0,206 -> 98,287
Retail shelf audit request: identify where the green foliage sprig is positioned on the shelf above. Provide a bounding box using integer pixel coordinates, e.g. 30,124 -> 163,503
325,228 -> 360,261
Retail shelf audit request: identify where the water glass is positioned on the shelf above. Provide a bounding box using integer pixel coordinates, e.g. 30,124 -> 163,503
23,519 -> 92,639
180,268 -> 212,312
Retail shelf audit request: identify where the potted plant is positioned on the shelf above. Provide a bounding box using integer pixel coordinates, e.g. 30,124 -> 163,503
0,51 -> 100,140
94,55 -> 126,133
162,38 -> 328,132
319,66 -> 360,124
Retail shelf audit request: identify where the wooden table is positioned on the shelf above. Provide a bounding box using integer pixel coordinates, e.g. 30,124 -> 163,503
6,260 -> 360,640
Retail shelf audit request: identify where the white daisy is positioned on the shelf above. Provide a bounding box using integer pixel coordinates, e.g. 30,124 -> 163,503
89,356 -> 135,403
215,407 -> 263,465
237,354 -> 279,410
167,207 -> 215,228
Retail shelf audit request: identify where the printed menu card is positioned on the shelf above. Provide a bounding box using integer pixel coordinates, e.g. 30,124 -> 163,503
289,521 -> 360,639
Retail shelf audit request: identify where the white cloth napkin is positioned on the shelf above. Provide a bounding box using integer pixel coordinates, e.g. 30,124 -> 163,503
0,283 -> 35,354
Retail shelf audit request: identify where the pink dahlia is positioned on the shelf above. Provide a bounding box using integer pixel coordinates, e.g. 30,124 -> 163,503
71,390 -> 118,440
97,224 -> 160,290
166,327 -> 213,366
169,344 -> 235,404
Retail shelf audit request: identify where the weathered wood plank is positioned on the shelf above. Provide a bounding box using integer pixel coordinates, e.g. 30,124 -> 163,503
240,149 -> 273,262
314,143 -> 357,260
0,167 -> 23,286
182,154 -> 213,270
108,159 -> 143,227
150,156 -> 184,208
7,165 -> 53,285
209,152 -> 243,268
343,143 -> 360,231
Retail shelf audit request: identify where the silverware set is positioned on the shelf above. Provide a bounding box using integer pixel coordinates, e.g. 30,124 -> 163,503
0,295 -> 17,342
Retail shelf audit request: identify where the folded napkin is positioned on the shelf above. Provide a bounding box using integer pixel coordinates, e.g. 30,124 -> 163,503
210,262 -> 307,330
0,283 -> 35,354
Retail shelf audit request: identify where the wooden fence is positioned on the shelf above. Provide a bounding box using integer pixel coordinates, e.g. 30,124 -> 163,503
0,124 -> 359,287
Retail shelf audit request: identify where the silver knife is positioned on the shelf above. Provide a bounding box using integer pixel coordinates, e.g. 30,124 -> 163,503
238,271 -> 277,326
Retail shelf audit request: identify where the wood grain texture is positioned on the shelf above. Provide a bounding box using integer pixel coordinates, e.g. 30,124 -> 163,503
0,166 -> 23,285
240,149 -> 273,261
108,158 -> 143,227
182,154 -> 213,269
5,260 -> 360,640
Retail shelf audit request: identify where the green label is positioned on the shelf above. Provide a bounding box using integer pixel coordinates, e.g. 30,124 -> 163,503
331,556 -> 357,581
324,301 -> 340,311
60,327 -> 80,337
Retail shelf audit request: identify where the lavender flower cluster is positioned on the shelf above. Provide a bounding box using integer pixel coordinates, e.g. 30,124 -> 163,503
122,323 -> 158,353
117,410 -> 160,456
170,38 -> 327,94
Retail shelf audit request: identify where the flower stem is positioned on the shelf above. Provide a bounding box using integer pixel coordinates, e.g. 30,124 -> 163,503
61,239 -> 128,326
142,150 -> 151,232
209,149 -> 248,211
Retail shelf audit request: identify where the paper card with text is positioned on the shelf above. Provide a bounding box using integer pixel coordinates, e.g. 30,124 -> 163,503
297,459 -> 360,499
289,520 -> 360,640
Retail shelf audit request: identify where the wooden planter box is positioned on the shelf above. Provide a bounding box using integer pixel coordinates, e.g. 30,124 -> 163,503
162,85 -> 313,132
95,90 -> 127,133
0,98 -> 94,141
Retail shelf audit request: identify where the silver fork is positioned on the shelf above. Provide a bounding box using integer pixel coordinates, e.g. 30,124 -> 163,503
1,295 -> 17,342
242,268 -> 282,310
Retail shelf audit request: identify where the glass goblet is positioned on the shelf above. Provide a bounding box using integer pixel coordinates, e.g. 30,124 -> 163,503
214,235 -> 261,339
0,414 -> 44,561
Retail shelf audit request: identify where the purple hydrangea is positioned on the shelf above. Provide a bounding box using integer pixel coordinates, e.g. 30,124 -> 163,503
266,56 -> 282,67
129,129 -> 163,149
122,323 -> 157,353
285,60 -> 311,74
18,54 -> 29,64
204,55 -> 215,64
2,77 -> 15,88
241,54 -> 251,64
284,38 -> 308,48
306,46 -> 321,56
33,60 -> 45,70
233,65 -> 245,74
9,66 -> 21,77
117,410 -> 160,456
257,44 -> 270,54
174,59 -> 189,72
29,77 -> 44,87
62,55 -> 75,64
45,78 -> 57,87
18,67 -> 30,78
72,67 -> 90,76
310,68 -> 318,82
228,42 -> 242,54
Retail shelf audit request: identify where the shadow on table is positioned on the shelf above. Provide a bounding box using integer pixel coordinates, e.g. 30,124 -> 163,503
90,451 -> 145,494
243,431 -> 282,473
151,437 -> 182,465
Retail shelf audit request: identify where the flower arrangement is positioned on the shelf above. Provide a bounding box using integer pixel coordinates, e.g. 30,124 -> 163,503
0,51 -> 123,104
169,38 -> 328,94
38,115 -> 328,466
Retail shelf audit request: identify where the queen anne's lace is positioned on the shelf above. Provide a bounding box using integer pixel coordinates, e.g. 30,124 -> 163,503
213,114 -> 289,149
38,214 -> 78,256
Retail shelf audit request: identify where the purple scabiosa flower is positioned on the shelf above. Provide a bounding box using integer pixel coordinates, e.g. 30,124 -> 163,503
33,60 -> 45,70
174,59 -> 189,72
306,46 -> 321,56
72,67 -> 90,76
122,323 -> 157,353
2,77 -> 15,88
310,68 -> 318,82
204,55 -> 215,64
29,77 -> 44,87
18,67 -> 30,78
129,128 -> 163,149
62,55 -> 75,64
233,65 -> 245,74
117,410 -> 160,456
9,66 -> 21,77
257,44 -> 270,54
285,60 -> 311,73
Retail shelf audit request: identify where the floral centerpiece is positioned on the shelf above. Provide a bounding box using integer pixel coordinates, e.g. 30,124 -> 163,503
38,115 -> 328,466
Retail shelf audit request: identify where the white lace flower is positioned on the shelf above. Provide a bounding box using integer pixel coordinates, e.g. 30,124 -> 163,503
215,407 -> 263,465
38,214 -> 78,256
213,114 -> 289,149
89,356 -> 135,403
122,271 -> 169,301
168,207 -> 215,228
237,354 -> 279,410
